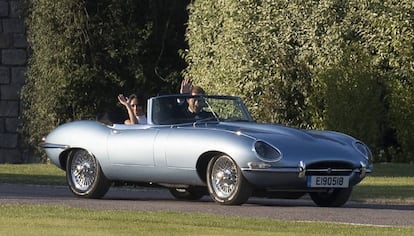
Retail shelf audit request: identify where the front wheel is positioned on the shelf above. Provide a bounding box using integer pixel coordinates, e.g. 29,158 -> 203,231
66,149 -> 111,198
207,155 -> 252,205
309,187 -> 353,207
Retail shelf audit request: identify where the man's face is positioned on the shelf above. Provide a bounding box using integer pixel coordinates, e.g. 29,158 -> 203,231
187,93 -> 204,113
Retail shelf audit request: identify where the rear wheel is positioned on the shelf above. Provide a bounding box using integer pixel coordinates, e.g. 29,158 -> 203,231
309,187 -> 353,207
207,155 -> 251,205
66,149 -> 111,198
169,186 -> 206,200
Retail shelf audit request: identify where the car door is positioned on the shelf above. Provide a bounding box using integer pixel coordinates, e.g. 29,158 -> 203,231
163,126 -> 218,169
107,125 -> 158,166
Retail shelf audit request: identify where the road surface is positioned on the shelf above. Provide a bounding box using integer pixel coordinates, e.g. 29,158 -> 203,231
0,183 -> 413,227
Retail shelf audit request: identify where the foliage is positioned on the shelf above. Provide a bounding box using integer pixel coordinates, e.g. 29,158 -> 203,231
21,0 -> 189,161
21,0 -> 92,158
309,0 -> 414,162
185,0 -> 312,128
20,0 -> 414,163
311,46 -> 387,161
185,0 -> 414,163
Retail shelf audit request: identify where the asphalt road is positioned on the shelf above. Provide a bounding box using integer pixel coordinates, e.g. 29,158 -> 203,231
0,183 -> 413,227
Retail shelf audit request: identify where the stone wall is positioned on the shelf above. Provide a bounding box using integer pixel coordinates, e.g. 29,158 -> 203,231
0,0 -> 30,163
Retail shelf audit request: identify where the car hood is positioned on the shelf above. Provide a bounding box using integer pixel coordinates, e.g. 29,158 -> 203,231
201,122 -> 363,163
214,122 -> 352,144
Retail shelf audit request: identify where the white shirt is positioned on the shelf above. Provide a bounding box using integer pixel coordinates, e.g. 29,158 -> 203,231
137,115 -> 147,125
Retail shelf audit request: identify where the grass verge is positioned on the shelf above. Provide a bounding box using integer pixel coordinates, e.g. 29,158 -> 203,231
0,163 -> 65,185
0,205 -> 413,236
352,163 -> 414,204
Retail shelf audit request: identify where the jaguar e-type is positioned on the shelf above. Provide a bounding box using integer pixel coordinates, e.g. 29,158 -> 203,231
40,94 -> 373,207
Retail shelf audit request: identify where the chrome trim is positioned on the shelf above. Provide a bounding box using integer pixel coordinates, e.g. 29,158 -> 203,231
241,167 -> 300,173
247,162 -> 272,169
39,142 -> 69,149
251,140 -> 283,162
353,141 -> 372,160
242,165 -> 372,175
307,168 -> 354,172
241,167 -> 352,173
298,161 -> 306,178
359,161 -> 367,178
354,169 -> 372,173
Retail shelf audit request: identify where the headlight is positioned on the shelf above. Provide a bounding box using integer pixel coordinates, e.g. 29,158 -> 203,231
353,141 -> 372,161
253,140 -> 282,162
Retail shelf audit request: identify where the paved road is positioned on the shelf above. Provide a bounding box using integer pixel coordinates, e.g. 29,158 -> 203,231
1,183 -> 413,227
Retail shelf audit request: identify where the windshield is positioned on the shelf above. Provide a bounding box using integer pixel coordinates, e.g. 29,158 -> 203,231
149,95 -> 253,125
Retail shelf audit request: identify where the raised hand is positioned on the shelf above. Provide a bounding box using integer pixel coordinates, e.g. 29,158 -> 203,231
118,94 -> 130,107
180,77 -> 193,94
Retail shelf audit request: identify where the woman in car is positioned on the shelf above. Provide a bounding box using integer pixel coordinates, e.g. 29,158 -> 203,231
117,94 -> 147,125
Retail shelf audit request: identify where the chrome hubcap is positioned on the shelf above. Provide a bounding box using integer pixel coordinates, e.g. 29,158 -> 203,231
70,151 -> 97,191
211,156 -> 238,198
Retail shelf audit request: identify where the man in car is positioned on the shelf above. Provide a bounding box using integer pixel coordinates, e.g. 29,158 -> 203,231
179,77 -> 215,120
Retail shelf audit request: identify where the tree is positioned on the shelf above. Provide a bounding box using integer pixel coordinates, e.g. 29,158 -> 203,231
185,0 -> 414,162
185,0 -> 312,128
21,0 -> 189,161
309,0 -> 414,162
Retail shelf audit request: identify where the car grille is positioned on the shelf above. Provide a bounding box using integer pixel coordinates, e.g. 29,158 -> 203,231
306,161 -> 354,176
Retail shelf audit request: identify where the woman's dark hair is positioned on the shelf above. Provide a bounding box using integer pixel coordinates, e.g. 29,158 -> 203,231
129,94 -> 146,107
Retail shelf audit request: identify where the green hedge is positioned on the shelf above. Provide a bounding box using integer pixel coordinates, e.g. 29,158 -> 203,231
21,0 -> 189,160
185,0 -> 414,163
312,46 -> 386,159
184,0 -> 312,128
21,0 -> 414,163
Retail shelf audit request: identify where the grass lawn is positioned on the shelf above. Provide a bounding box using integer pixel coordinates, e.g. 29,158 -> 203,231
0,163 -> 65,185
0,205 -> 413,236
352,163 -> 414,203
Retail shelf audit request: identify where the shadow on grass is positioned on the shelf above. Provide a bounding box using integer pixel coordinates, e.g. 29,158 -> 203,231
353,184 -> 414,199
0,173 -> 66,185
372,163 -> 414,177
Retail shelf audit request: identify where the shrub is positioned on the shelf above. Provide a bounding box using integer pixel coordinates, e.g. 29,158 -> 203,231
185,0 -> 414,162
312,47 -> 387,160
185,0 -> 312,127
21,0 -> 189,161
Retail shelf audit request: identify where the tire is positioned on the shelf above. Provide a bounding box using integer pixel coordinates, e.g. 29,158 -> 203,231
66,149 -> 111,199
309,187 -> 353,207
207,155 -> 252,205
169,186 -> 206,200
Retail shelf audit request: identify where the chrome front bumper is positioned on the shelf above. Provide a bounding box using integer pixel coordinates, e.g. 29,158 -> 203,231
39,142 -> 69,149
241,160 -> 372,179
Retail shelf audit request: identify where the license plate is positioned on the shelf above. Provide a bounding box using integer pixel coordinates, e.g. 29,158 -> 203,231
307,176 -> 350,188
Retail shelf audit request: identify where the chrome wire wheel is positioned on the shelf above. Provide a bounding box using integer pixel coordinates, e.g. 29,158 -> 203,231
70,150 -> 97,192
210,156 -> 238,198
207,154 -> 251,205
66,149 -> 111,198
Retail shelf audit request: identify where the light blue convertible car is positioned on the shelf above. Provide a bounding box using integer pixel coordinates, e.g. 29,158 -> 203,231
40,94 -> 373,207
